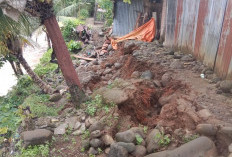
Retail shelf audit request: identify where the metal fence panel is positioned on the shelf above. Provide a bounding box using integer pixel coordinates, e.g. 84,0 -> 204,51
113,0 -> 144,36
215,0 -> 232,79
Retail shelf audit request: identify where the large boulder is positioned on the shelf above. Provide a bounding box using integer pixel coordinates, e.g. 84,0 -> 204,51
115,130 -> 136,143
108,143 -> 128,157
144,136 -> 217,157
220,80 -> 232,93
132,145 -> 147,157
196,124 -> 217,136
146,129 -> 161,153
21,129 -> 52,147
92,87 -> 129,105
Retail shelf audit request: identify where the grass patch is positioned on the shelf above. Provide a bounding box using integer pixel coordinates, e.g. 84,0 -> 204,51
21,94 -> 61,118
16,143 -> 50,157
34,49 -> 58,77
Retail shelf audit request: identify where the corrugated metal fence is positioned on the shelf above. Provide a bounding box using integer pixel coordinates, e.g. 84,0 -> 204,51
164,0 -> 232,79
113,0 -> 144,36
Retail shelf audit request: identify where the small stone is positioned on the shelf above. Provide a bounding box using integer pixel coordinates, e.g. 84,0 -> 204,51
115,130 -> 136,143
130,127 -> 146,138
90,139 -> 103,148
81,116 -> 86,122
21,129 -> 52,148
132,145 -> 147,157
72,130 -> 82,136
85,118 -> 96,128
90,130 -> 102,138
105,147 -> 110,154
81,139 -> 90,150
158,94 -> 176,106
89,122 -> 104,133
170,59 -> 184,69
101,134 -> 115,146
131,71 -> 140,78
161,73 -> 172,87
117,142 -> 135,153
108,143 -> 128,157
54,123 -> 67,135
181,55 -> 194,62
196,124 -> 217,136
74,121 -> 81,130
141,70 -> 153,80
197,109 -> 212,120
103,68 -> 112,75
229,143 -> 232,153
49,93 -> 62,102
88,147 -> 98,155
99,32 -> 104,37
114,63 -> 122,69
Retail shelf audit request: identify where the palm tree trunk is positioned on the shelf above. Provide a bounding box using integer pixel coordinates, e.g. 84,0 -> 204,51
9,60 -> 18,76
16,61 -> 24,75
43,16 -> 86,106
17,53 -> 54,94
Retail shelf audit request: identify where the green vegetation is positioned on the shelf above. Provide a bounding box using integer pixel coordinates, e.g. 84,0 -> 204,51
85,94 -> 115,116
82,130 -> 90,140
16,143 -> 50,157
0,75 -> 39,136
34,49 -> 58,77
155,132 -> 171,147
61,19 -> 85,41
135,134 -> 143,145
182,134 -> 199,143
21,94 -> 61,118
98,0 -> 113,26
67,40 -> 82,53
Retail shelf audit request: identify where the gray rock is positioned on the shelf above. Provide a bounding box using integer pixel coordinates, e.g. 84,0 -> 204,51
181,55 -> 194,62
117,142 -> 135,153
74,121 -> 81,130
102,134 -> 115,146
197,109 -> 212,120
65,117 -> 78,130
114,63 -> 122,69
105,147 -> 110,154
116,130 -> 136,143
144,136 -> 217,157
229,154 -> 232,157
90,138 -> 103,148
229,143 -> 232,153
56,85 -> 67,91
108,143 -> 128,157
89,122 -> 104,133
72,130 -> 82,136
146,129 -> 161,153
141,70 -> 153,80
217,127 -> 232,146
158,94 -> 176,106
54,123 -> 67,135
170,59 -> 184,69
153,80 -> 162,87
49,93 -> 62,102
130,127 -> 146,138
132,145 -> 147,157
196,124 -> 217,136
161,73 -> 172,87
88,147 -> 98,155
131,71 -> 140,78
108,44 -> 113,51
90,130 -> 102,138
21,129 -> 52,148
92,87 -> 129,105
220,80 -> 232,93
103,68 -> 112,75
85,118 -> 97,128
81,139 -> 90,150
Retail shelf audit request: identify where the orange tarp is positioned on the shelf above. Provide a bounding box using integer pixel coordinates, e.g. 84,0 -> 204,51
111,18 -> 156,50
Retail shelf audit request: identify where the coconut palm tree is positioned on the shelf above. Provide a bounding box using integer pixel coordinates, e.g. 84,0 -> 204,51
0,0 -> 86,106
0,8 -> 54,93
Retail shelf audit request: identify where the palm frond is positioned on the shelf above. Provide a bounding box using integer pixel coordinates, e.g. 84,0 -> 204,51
56,3 -> 79,17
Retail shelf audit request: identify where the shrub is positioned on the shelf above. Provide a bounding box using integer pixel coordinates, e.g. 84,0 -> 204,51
62,19 -> 85,41
67,40 -> 82,53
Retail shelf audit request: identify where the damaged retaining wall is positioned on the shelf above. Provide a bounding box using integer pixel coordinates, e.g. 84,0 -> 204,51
163,0 -> 232,79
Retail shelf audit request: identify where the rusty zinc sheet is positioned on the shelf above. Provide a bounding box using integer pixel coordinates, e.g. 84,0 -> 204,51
194,0 -> 227,68
164,0 -> 177,46
215,0 -> 232,79
113,0 -> 144,36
